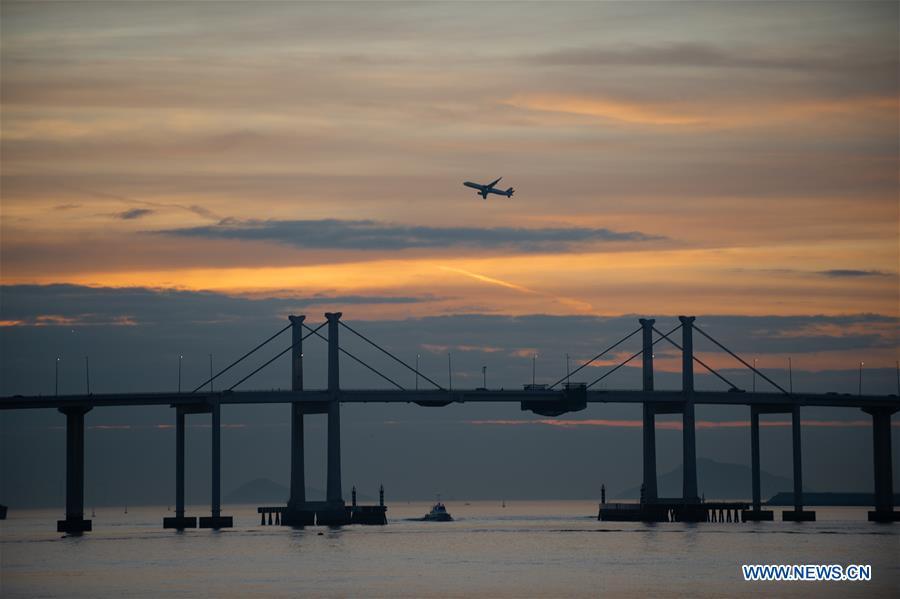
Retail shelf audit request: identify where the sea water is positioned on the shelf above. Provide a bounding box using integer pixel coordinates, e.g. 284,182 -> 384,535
1,502 -> 898,597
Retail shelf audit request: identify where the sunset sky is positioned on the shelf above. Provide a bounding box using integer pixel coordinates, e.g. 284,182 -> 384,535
3,2 -> 897,308
1,1 -> 898,505
1,2 -> 898,376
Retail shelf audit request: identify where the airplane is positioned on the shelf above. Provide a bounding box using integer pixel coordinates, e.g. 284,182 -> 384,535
463,177 -> 515,199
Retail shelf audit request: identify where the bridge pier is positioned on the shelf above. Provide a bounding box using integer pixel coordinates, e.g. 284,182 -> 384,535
199,402 -> 232,528
163,406 -> 198,529
783,405 -> 815,521
742,406 -> 773,521
57,406 -> 92,533
864,407 -> 899,522
640,319 -> 658,504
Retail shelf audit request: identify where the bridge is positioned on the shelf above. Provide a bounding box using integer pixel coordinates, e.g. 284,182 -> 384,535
2,313 -> 897,531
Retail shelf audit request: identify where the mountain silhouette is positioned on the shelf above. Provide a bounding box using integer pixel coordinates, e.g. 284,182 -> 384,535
225,478 -> 301,504
766,492 -> 900,506
614,458 -> 795,501
224,478 -> 374,504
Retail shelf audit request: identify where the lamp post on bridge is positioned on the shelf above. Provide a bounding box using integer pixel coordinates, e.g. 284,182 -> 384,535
788,357 -> 793,394
55,357 -> 60,396
482,365 -> 487,389
752,358 -> 757,393
416,354 -> 420,391
532,352 -> 537,387
209,354 -> 213,392
566,353 -> 570,386
178,354 -> 183,393
858,361 -> 864,396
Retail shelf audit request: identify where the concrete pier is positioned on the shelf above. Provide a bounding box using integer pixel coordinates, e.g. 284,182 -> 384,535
164,406 -> 198,529
199,401 -> 232,528
57,406 -> 92,533
864,407 -> 899,522
783,405 -> 815,521
742,406 -> 774,521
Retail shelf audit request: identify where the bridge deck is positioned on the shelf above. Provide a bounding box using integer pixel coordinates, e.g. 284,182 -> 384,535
1,388 -> 897,410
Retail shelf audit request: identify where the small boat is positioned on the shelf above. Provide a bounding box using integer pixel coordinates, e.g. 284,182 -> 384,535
421,501 -> 453,522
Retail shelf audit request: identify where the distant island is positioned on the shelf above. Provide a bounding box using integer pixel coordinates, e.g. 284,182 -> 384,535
224,478 -> 374,504
613,459 -> 890,506
615,458 -> 794,501
766,492 -> 900,507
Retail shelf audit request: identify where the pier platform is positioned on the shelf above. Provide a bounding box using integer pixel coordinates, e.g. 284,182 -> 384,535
57,517 -> 92,533
868,510 -> 900,522
599,500 -> 750,523
259,503 -> 387,526
198,516 -> 233,528
163,516 -> 198,529
782,509 -> 816,522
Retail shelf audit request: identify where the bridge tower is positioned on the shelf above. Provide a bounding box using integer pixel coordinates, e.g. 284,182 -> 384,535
318,311 -> 348,525
283,315 -> 315,526
640,318 -> 658,504
679,316 -> 699,505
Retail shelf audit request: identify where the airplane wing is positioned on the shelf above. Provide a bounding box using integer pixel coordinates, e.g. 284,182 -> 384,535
486,177 -> 502,188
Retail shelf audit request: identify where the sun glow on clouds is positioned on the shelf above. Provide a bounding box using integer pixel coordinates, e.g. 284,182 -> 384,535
504,94 -> 898,128
0,1 -> 897,330
6,243 -> 894,319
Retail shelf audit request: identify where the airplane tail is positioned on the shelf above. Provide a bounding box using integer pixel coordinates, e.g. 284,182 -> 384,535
506,187 -> 514,197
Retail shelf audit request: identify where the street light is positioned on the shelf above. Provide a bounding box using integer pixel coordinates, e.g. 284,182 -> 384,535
482,365 -> 487,389
752,358 -> 758,393
788,357 -> 793,394
566,353 -> 570,386
532,352 -> 537,387
209,354 -> 214,392
55,357 -> 60,396
416,353 -> 420,391
858,361 -> 864,396
178,354 -> 183,393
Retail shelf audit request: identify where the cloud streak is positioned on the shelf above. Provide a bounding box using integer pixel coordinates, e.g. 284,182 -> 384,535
159,218 -> 661,252
524,42 -> 897,75
817,269 -> 891,278
0,284 -> 435,327
116,208 -> 154,220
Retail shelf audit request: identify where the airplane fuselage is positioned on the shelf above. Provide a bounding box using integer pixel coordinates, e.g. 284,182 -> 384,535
463,180 -> 514,199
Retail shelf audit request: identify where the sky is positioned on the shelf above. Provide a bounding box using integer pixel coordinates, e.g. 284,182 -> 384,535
0,2 -> 898,505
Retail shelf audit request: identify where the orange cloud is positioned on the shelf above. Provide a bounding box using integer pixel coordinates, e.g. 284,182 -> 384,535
504,94 -> 705,126
504,93 -> 897,128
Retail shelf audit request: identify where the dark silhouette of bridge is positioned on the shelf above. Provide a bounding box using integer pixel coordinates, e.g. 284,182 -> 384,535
1,313 -> 897,532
